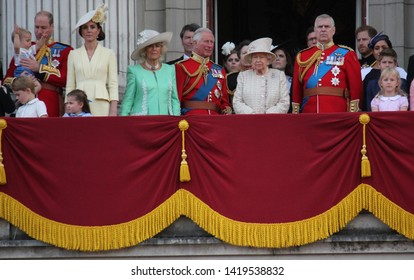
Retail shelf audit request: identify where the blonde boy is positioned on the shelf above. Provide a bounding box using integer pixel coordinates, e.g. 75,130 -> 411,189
11,76 -> 47,117
12,24 -> 47,77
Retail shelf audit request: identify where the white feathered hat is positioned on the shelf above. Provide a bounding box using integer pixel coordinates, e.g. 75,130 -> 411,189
73,3 -> 108,32
131,29 -> 173,60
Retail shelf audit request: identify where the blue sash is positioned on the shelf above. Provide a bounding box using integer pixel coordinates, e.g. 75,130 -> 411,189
306,47 -> 349,89
182,64 -> 222,114
192,64 -> 221,101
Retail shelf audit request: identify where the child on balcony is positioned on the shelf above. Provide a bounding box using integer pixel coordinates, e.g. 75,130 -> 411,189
11,76 -> 47,117
371,67 -> 408,112
63,89 -> 92,117
12,24 -> 47,77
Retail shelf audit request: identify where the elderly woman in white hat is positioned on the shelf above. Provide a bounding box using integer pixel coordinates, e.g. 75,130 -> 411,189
66,4 -> 119,116
120,30 -> 180,116
233,38 -> 290,114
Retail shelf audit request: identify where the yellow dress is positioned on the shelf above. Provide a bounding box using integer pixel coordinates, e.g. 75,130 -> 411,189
66,44 -> 119,116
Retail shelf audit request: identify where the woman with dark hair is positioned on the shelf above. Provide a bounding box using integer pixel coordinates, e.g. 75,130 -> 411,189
361,33 -> 408,111
222,42 -> 240,73
271,45 -> 294,112
66,4 -> 119,116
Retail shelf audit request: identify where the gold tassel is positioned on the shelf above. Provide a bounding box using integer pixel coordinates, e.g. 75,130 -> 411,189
359,114 -> 371,178
0,119 -> 7,184
178,120 -> 191,182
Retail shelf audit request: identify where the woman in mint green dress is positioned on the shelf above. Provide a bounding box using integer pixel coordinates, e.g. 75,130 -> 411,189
120,30 -> 180,116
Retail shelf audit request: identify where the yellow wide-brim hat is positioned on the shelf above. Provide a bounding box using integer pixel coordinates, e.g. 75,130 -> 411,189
131,29 -> 173,60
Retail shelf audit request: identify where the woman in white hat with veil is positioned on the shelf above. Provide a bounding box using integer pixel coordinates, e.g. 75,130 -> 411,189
233,37 -> 290,114
66,4 -> 119,116
120,30 -> 180,116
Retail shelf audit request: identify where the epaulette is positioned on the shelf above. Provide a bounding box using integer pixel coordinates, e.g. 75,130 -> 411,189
176,60 -> 200,78
2,77 -> 15,87
177,56 -> 190,63
338,45 -> 354,52
50,42 -> 72,49
212,62 -> 223,69
176,58 -> 189,67
297,46 -> 314,54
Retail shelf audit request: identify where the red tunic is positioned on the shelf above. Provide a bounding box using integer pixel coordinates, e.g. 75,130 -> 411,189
175,53 -> 231,115
4,41 -> 73,117
292,43 -> 362,113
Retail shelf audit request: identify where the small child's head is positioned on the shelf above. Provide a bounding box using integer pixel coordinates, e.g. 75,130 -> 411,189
66,89 -> 91,115
378,67 -> 403,95
378,48 -> 398,70
11,76 -> 36,104
12,28 -> 32,50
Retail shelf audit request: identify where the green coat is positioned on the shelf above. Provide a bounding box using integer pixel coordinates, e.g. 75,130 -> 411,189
120,64 -> 180,116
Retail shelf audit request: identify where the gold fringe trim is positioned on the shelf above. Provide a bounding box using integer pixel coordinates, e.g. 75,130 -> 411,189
1,185 -> 414,251
0,119 -> 7,184
181,185 -> 414,248
0,192 -> 181,251
359,114 -> 371,177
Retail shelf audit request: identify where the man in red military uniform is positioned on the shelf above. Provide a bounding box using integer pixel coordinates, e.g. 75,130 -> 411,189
3,11 -> 72,117
292,14 -> 362,113
175,27 -> 232,115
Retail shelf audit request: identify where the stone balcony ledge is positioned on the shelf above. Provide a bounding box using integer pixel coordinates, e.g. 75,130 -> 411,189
1,211 -> 414,259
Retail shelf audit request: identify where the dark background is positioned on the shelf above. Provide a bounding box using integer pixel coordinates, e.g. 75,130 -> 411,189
216,0 -> 356,62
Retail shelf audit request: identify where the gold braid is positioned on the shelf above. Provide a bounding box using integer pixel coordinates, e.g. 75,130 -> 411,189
35,38 -> 53,63
178,63 -> 209,96
296,50 -> 322,83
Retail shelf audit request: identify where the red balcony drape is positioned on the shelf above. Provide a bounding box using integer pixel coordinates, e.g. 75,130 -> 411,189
0,113 -> 413,251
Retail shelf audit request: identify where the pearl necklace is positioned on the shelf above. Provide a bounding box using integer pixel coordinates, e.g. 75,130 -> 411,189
144,61 -> 160,71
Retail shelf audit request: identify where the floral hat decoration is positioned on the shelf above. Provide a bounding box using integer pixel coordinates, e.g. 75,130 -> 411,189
221,42 -> 235,56
243,37 -> 276,65
73,3 -> 108,32
131,29 -> 173,60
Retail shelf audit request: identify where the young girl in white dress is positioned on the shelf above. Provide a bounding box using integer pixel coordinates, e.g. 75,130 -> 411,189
371,67 -> 408,112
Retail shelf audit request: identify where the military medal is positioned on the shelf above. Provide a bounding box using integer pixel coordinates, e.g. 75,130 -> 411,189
51,59 -> 60,68
331,66 -> 340,76
52,49 -> 61,58
331,77 -> 340,86
331,66 -> 340,86
214,89 -> 221,99
217,80 -> 222,90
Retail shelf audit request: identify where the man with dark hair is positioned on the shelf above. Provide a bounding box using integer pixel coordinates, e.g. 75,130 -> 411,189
3,11 -> 73,117
355,25 -> 378,68
305,26 -> 317,48
167,23 -> 200,64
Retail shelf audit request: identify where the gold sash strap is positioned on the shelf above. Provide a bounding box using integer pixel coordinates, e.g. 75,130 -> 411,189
178,63 -> 209,96
296,50 -> 322,83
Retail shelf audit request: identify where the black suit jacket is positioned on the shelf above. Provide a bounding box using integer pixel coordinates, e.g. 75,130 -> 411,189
0,85 -> 16,116
167,55 -> 185,65
407,55 -> 414,87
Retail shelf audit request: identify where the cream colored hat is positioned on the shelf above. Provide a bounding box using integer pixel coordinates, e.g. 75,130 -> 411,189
131,29 -> 173,60
243,37 -> 276,65
73,3 -> 108,32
